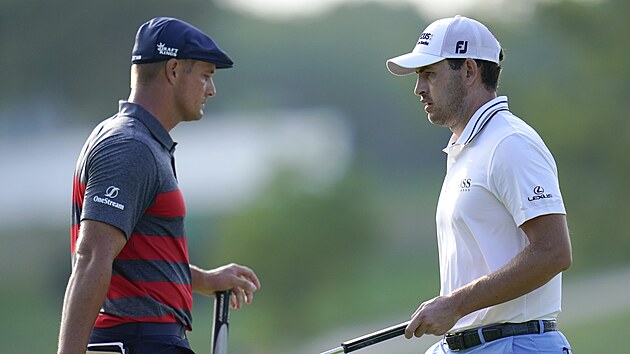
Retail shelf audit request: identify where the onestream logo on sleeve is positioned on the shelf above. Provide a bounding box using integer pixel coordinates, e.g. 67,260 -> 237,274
93,186 -> 125,210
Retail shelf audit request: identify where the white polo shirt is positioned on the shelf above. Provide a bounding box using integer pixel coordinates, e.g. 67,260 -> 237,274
436,96 -> 566,332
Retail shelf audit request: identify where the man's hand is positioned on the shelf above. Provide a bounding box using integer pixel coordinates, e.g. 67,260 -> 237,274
191,263 -> 261,309
405,295 -> 462,339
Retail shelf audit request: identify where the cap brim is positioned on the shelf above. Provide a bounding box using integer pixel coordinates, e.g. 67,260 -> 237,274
386,52 -> 445,76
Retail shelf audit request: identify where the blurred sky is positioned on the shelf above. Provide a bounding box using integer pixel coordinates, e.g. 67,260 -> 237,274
215,0 -> 597,21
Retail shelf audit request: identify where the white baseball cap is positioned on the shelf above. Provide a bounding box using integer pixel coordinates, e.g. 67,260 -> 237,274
386,15 -> 501,76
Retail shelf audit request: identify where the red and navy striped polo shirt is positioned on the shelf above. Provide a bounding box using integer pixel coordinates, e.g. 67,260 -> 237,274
71,101 -> 192,330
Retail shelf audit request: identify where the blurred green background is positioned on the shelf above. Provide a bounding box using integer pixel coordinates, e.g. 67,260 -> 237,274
1,0 -> 629,352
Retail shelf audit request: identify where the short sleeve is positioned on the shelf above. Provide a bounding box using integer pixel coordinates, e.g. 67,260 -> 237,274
488,133 -> 566,227
81,138 -> 158,238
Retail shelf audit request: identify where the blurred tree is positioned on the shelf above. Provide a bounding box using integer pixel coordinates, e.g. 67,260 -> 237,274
516,0 -> 630,272
0,0 -> 219,126
187,172 -> 384,347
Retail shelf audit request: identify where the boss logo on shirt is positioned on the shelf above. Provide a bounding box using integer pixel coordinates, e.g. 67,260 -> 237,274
459,178 -> 471,192
528,185 -> 553,201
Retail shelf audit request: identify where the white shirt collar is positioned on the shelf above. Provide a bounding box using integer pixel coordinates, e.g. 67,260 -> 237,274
444,96 -> 509,153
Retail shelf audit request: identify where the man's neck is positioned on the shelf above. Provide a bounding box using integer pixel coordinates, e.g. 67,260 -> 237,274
128,88 -> 178,132
450,90 -> 498,140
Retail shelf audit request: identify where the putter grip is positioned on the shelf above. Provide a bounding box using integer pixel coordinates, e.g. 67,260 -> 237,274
341,322 -> 408,353
212,290 -> 231,354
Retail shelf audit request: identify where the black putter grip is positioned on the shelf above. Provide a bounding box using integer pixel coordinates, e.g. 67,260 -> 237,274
211,290 -> 231,354
341,322 -> 409,353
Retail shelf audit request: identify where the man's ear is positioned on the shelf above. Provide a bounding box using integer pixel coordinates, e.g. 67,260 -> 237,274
464,58 -> 479,86
165,59 -> 179,83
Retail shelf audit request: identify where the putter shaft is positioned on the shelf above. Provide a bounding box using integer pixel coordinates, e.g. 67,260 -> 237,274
319,321 -> 409,354
320,346 -> 344,354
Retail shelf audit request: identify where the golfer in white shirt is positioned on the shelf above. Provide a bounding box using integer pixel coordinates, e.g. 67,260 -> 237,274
386,15 -> 573,353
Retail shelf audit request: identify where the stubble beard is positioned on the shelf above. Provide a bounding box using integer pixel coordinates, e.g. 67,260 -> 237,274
426,75 -> 468,130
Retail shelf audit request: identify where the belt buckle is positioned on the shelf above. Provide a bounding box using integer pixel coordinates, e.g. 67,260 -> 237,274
445,333 -> 465,352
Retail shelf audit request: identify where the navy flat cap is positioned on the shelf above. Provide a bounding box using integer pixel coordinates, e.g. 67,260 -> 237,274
131,17 -> 233,69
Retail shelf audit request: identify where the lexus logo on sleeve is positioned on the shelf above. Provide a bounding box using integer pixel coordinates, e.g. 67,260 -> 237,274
528,185 -> 553,201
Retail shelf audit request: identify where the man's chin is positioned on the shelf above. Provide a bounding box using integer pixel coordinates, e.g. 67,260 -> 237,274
427,114 -> 445,127
183,113 -> 204,122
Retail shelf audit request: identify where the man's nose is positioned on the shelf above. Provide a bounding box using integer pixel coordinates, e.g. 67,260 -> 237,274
207,79 -> 216,97
414,76 -> 426,97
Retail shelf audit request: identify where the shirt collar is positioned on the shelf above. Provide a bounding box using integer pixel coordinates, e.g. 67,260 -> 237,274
117,100 -> 177,152
444,96 -> 509,152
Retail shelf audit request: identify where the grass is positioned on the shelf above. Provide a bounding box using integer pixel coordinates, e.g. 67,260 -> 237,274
562,308 -> 630,352
4,280 -> 629,353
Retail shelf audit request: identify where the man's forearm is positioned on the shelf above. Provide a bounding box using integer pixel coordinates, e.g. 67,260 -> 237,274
453,237 -> 570,318
405,214 -> 572,338
190,264 -> 212,294
455,215 -> 572,318
57,256 -> 112,354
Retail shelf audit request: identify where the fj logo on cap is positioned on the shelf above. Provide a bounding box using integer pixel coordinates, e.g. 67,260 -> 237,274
456,41 -> 468,54
157,42 -> 179,57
